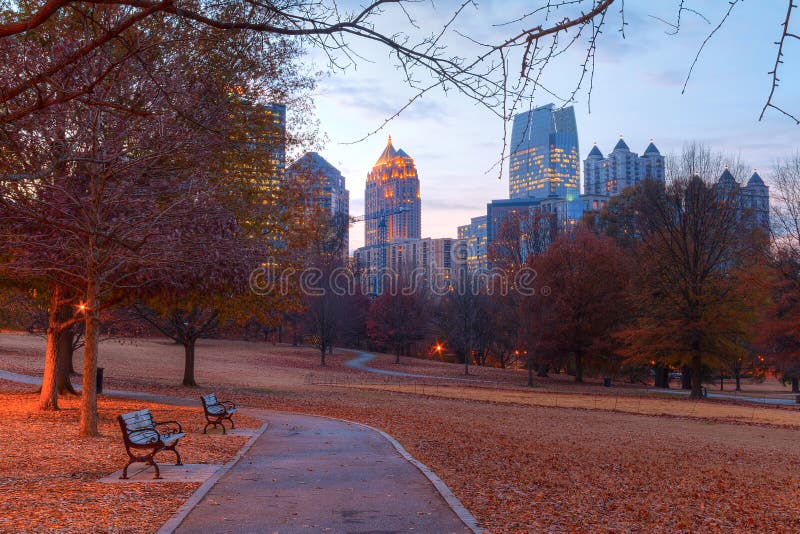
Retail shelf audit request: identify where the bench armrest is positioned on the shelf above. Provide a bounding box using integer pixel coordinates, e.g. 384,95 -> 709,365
219,400 -> 237,410
127,428 -> 160,444
154,420 -> 183,437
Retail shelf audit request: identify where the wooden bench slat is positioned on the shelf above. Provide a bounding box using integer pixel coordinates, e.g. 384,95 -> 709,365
117,409 -> 183,479
201,393 -> 236,434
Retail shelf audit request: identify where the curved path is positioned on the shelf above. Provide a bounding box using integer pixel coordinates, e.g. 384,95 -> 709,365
345,351 -> 428,377
345,351 -> 491,384
0,369 -> 479,533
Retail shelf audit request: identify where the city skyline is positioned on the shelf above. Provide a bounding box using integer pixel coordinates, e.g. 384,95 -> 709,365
303,0 -> 798,252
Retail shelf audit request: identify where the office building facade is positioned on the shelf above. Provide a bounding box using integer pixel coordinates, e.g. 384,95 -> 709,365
457,215 -> 488,272
286,151 -> 350,256
509,104 -> 580,200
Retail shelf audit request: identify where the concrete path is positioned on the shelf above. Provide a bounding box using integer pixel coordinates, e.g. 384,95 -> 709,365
344,351 -> 490,385
175,412 -> 472,533
0,368 -> 478,533
344,352 -> 426,378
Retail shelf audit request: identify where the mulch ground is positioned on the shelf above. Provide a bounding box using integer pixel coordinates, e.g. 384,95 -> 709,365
0,380 -> 260,533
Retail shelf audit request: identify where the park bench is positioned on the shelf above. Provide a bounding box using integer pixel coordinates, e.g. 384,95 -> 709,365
117,409 -> 184,479
201,393 -> 237,434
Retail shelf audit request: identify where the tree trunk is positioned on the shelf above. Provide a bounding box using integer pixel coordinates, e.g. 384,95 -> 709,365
395,350 -> 400,364
681,366 -> 693,390
689,354 -> 703,400
574,351 -> 583,383
39,283 -> 63,411
320,342 -> 326,367
791,377 -> 798,393
56,329 -> 77,395
464,346 -> 470,376
734,369 -> 741,392
183,339 -> 198,386
79,279 -> 99,437
39,283 -> 70,410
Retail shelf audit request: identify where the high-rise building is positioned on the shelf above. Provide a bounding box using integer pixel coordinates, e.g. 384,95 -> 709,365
583,137 -> 665,196
741,171 -> 770,230
715,167 -> 770,231
509,104 -> 580,200
264,103 -> 286,183
457,215 -> 488,272
286,151 -> 350,256
364,136 -> 421,246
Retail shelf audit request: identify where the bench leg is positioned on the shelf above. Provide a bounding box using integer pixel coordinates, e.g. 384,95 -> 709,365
228,415 -> 235,429
167,445 -> 183,466
120,460 -> 133,480
150,459 -> 162,479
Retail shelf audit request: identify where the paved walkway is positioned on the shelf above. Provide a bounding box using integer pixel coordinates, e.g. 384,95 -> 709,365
176,412 -> 472,533
344,352 -> 426,378
344,351 -> 490,384
0,368 -> 477,533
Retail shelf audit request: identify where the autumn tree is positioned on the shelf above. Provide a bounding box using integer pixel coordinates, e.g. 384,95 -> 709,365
759,154 -> 800,394
367,290 -> 428,364
618,170 -> 763,399
525,228 -> 629,383
0,14 -> 293,434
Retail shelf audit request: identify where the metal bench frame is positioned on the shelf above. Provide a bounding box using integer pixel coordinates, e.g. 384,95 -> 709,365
201,393 -> 237,434
117,409 -> 184,479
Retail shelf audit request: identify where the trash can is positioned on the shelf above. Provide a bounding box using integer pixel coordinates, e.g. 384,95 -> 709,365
603,377 -> 612,387
96,367 -> 104,394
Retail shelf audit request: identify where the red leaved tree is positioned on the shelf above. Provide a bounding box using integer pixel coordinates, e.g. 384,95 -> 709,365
0,20 -> 260,435
525,228 -> 629,383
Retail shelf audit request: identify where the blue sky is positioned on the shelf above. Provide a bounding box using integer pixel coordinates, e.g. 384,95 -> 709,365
297,1 -> 799,251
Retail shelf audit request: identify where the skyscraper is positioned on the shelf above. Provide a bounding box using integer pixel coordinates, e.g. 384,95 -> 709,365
264,103 -> 286,183
509,104 -> 580,200
364,136 -> 421,246
583,137 -> 665,196
286,152 -> 350,256
715,167 -> 770,231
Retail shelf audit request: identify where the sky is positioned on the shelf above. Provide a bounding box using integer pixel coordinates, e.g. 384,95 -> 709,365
293,0 -> 800,252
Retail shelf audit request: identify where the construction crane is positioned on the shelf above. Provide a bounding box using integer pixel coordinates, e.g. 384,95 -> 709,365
349,205 -> 410,246
350,206 -> 410,296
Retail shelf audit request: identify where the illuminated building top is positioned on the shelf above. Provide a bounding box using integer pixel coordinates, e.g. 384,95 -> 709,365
364,136 -> 421,246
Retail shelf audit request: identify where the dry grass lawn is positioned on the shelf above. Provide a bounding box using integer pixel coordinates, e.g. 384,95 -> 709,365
2,333 -> 800,532
339,383 -> 800,427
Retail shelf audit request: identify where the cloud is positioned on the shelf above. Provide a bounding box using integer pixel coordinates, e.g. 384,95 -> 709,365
316,76 -> 444,120
641,69 -> 686,88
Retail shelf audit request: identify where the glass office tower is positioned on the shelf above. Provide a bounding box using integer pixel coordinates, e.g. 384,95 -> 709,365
509,104 -> 580,200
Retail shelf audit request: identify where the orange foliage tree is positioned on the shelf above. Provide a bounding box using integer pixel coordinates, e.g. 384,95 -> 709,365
617,176 -> 765,399
524,228 -> 629,383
